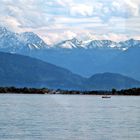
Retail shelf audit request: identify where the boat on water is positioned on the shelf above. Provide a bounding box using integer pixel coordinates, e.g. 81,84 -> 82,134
102,95 -> 111,98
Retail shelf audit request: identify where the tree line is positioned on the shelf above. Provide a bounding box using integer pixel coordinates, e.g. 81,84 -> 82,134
0,87 -> 49,94
0,87 -> 140,95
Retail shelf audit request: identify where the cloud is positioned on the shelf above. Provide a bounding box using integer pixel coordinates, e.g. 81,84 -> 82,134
111,0 -> 139,17
70,4 -> 93,16
36,29 -> 77,45
0,0 -> 53,30
0,0 -> 140,44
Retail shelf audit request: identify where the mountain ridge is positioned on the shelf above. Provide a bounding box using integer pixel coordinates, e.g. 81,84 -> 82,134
0,51 -> 84,90
1,26 -> 140,81
1,26 -> 140,50
0,51 -> 140,90
87,72 -> 140,90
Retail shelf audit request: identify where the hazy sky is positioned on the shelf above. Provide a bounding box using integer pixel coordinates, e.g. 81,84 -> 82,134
1,0 -> 140,44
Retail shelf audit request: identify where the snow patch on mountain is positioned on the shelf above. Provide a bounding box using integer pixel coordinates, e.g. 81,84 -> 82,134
55,38 -> 140,51
0,27 -> 49,52
1,26 -> 140,51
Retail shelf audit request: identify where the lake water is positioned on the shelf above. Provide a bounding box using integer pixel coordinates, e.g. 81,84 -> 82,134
0,94 -> 140,140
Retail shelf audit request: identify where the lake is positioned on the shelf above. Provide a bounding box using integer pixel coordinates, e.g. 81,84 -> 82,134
0,94 -> 140,140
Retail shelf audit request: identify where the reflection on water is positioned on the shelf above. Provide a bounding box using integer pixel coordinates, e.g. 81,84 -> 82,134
0,94 -> 140,140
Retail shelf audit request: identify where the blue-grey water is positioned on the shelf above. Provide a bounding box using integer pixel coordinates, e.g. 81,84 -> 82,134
0,94 -> 140,140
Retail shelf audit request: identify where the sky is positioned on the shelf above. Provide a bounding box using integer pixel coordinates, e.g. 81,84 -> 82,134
0,0 -> 140,44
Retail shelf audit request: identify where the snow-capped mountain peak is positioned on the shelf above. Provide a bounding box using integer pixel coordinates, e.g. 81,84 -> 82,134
54,38 -> 84,49
0,26 -> 140,52
85,40 -> 117,49
19,32 -> 49,49
55,38 -> 140,50
119,39 -> 140,47
56,39 -> 119,49
0,27 -> 49,53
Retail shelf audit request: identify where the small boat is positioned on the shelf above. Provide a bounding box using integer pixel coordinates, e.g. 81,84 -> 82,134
102,95 -> 111,98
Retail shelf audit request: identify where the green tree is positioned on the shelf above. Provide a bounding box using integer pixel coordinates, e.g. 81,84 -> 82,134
112,88 -> 116,95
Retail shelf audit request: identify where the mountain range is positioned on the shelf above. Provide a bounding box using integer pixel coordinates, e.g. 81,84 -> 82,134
0,26 -> 140,82
1,26 -> 138,51
0,51 -> 84,90
0,51 -> 139,90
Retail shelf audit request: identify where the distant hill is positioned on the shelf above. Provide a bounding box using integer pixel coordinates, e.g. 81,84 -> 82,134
0,52 -> 84,90
1,27 -> 140,81
104,45 -> 140,80
0,52 -> 140,90
87,73 -> 140,90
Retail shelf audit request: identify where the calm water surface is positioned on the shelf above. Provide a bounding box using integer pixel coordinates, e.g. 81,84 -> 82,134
0,94 -> 140,140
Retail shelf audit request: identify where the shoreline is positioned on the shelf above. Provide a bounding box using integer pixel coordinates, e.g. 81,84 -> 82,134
0,87 -> 140,96
0,93 -> 140,96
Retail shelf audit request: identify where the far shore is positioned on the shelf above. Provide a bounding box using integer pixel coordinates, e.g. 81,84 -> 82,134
0,87 -> 140,96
